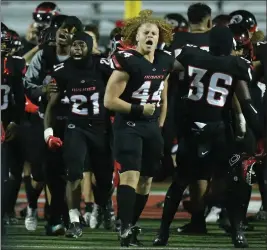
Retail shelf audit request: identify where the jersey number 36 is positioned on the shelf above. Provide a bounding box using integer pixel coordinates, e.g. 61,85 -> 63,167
188,66 -> 233,107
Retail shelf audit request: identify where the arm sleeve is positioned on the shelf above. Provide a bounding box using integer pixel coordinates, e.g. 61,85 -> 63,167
11,74 -> 25,124
23,50 -> 44,101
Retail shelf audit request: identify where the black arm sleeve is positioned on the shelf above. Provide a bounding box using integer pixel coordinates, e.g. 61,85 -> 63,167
11,75 -> 25,124
235,80 -> 263,139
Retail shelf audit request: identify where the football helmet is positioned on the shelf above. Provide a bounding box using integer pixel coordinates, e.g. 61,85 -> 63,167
164,13 -> 189,32
1,22 -> 12,54
33,2 -> 61,30
229,23 -> 250,51
229,10 -> 257,33
50,14 -> 68,29
212,14 -> 231,27
229,153 -> 257,186
9,30 -> 22,53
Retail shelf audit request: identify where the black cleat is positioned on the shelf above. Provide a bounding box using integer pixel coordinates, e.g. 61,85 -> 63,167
232,231 -> 249,248
65,222 -> 82,238
45,223 -> 66,236
103,200 -> 115,230
130,226 -> 143,246
119,224 -> 132,247
177,222 -> 207,235
153,233 -> 169,246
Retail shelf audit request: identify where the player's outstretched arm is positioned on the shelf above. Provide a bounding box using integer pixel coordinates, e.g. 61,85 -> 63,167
44,92 -> 60,135
235,80 -> 262,139
104,70 -> 131,113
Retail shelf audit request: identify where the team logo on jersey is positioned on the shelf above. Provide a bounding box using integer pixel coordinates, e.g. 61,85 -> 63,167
152,68 -> 156,71
81,80 -> 85,83
230,15 -> 243,24
229,154 -> 241,166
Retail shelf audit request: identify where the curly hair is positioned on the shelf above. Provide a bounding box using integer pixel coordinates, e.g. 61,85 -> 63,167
122,9 -> 173,46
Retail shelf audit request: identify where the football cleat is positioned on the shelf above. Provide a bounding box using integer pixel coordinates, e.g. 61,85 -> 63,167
25,206 -> 38,231
65,222 -> 82,238
90,204 -> 103,229
129,226 -> 143,246
119,224 -> 132,247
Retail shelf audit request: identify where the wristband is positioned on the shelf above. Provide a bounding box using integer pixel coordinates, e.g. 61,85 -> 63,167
130,104 -> 144,117
44,127 -> 53,143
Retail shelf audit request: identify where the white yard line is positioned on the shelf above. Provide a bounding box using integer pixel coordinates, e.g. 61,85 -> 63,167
1,245 -> 233,250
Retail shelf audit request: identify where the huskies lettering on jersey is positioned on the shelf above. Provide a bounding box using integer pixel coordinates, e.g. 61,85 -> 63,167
144,75 -> 165,80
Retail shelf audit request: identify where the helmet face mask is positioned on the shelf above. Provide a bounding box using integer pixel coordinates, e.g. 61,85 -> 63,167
1,23 -> 12,55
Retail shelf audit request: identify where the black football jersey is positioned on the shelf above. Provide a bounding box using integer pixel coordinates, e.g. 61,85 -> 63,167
51,56 -> 112,126
1,56 -> 25,127
253,41 -> 267,84
111,49 -> 174,121
176,45 -> 252,122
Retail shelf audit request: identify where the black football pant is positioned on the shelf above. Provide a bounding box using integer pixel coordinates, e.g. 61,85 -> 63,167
44,120 -> 68,226
3,127 -> 25,216
63,123 -> 113,207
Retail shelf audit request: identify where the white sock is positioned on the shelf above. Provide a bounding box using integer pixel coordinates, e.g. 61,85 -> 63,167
69,209 -> 80,223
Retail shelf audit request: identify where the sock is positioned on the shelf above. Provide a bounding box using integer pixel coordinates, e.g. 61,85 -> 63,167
69,209 -> 80,223
6,178 -> 22,214
24,176 -> 33,202
132,194 -> 149,226
85,202 -> 94,213
159,181 -> 187,234
191,210 -> 206,226
117,185 -> 136,229
28,184 -> 43,209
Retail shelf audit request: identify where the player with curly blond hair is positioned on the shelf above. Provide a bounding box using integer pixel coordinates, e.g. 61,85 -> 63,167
104,10 -> 174,247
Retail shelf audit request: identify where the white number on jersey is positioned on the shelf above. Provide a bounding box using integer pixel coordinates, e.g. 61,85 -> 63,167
1,85 -> 11,110
70,93 -> 100,116
118,51 -> 133,58
132,81 -> 165,107
188,66 -> 233,107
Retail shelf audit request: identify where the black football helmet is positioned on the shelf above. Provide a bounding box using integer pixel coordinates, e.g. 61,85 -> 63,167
229,10 -> 257,33
229,23 -> 250,50
9,29 -> 22,53
212,14 -> 231,27
1,22 -> 12,54
164,13 -> 189,32
33,2 -> 61,31
38,27 -> 57,46
50,14 -> 68,29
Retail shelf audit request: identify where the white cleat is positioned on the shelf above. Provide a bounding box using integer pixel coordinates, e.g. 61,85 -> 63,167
90,204 -> 103,229
25,206 -> 38,231
83,212 -> 92,227
205,206 -> 221,223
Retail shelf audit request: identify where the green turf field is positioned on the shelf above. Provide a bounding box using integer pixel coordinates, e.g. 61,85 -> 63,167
2,219 -> 266,250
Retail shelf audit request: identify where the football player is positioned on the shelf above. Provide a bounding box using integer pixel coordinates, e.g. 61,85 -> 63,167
168,3 -> 212,233
104,10 -> 174,247
153,25 -> 263,248
23,16 -> 83,233
44,32 -> 114,238
1,22 -> 26,227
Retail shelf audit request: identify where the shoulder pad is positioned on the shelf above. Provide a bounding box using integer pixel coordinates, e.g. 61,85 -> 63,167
111,50 -> 134,72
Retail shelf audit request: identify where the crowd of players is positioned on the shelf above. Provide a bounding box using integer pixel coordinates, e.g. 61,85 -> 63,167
1,1 -> 266,248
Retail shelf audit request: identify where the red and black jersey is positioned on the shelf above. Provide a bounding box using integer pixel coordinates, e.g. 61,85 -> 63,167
51,55 -> 112,127
111,49 -> 174,121
1,55 -> 26,127
176,45 -> 252,122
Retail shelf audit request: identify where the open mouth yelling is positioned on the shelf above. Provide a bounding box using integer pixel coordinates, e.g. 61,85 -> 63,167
146,40 -> 153,46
